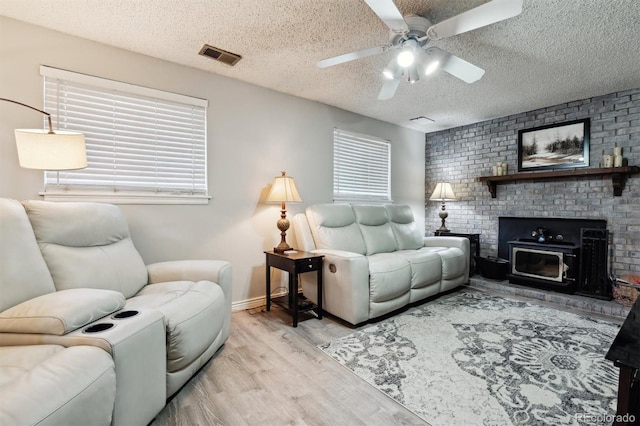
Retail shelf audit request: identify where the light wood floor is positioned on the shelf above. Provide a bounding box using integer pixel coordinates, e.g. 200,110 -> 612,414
150,287 -> 623,426
150,301 -> 428,426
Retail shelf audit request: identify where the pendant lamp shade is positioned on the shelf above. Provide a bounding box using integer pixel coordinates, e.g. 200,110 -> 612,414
15,129 -> 87,170
2,98 -> 87,171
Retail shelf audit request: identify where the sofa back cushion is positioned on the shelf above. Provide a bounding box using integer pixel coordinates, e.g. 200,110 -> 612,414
0,199 -> 56,312
23,200 -> 148,298
352,205 -> 397,255
385,205 -> 424,250
305,204 -> 366,254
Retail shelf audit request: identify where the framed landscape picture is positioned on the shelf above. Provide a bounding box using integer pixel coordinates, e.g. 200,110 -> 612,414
517,119 -> 590,171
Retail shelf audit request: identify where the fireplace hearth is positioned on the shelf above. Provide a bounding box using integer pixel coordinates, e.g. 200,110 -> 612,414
498,217 -> 611,299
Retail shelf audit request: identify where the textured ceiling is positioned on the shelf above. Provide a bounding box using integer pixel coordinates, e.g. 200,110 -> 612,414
1,0 -> 640,133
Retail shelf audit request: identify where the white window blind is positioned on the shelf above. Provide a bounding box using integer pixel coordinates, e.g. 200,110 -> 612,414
41,66 -> 208,204
333,128 -> 391,202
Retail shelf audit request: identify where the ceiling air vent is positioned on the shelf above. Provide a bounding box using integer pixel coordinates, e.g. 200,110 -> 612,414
199,44 -> 242,66
410,116 -> 435,125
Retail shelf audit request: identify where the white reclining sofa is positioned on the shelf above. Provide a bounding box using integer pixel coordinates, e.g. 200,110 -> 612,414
0,198 -> 231,425
293,204 -> 469,325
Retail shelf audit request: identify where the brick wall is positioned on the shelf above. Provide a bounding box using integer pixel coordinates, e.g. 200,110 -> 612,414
425,88 -> 640,275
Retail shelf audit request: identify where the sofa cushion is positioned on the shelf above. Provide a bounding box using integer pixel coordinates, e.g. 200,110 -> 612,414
306,204 -> 366,254
367,254 -> 411,303
126,280 -> 226,373
352,205 -> 397,255
394,249 -> 442,288
0,345 -> 65,387
0,345 -> 116,426
23,200 -> 148,298
438,247 -> 468,279
0,198 -> 56,312
385,204 -> 424,250
0,288 -> 125,335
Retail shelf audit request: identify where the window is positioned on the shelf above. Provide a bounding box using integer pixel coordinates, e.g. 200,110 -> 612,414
333,128 -> 391,202
41,66 -> 208,204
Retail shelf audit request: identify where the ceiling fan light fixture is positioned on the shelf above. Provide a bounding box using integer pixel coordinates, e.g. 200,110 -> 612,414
397,49 -> 415,67
316,0 -> 523,100
397,39 -> 419,68
407,65 -> 420,83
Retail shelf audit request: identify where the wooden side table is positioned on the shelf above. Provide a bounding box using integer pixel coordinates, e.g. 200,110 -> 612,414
264,250 -> 324,327
433,231 -> 480,275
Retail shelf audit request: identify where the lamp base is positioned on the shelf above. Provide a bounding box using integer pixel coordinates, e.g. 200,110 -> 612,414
273,245 -> 294,254
437,206 -> 449,233
273,209 -> 293,254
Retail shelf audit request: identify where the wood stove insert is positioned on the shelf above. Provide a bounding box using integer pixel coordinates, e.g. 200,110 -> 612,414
508,239 -> 580,292
499,217 -> 611,299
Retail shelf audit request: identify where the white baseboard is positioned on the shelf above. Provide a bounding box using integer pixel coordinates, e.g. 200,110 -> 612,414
232,290 -> 287,312
232,295 -> 265,312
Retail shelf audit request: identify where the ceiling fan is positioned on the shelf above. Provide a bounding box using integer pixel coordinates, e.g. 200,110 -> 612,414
317,0 -> 523,100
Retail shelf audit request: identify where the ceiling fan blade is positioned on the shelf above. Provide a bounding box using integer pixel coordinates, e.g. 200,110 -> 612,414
426,0 -> 523,40
378,78 -> 401,100
317,45 -> 387,68
426,47 -> 485,83
364,0 -> 409,33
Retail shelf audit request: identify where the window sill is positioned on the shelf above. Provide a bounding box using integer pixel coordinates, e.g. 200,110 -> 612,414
40,191 -> 211,205
333,197 -> 393,204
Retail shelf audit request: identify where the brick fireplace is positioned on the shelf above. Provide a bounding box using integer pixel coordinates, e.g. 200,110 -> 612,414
425,88 -> 640,280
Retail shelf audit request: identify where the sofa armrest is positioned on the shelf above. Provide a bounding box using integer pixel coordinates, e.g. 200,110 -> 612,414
146,260 -> 232,304
307,249 -> 370,325
424,236 -> 470,279
311,248 -> 365,259
0,289 -> 125,335
424,236 -> 470,254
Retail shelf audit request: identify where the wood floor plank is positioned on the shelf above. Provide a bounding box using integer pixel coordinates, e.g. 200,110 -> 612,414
151,305 -> 427,426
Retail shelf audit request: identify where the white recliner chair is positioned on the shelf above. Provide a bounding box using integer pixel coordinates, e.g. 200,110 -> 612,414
0,198 -> 117,425
0,198 -> 232,425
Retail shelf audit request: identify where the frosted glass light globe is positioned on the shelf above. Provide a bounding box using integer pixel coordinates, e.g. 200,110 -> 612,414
397,50 -> 415,68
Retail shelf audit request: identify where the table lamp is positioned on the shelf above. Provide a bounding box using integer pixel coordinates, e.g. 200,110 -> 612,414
266,171 -> 302,253
429,182 -> 456,232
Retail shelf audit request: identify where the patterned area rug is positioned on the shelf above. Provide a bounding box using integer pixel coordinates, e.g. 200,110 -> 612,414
319,290 -> 620,425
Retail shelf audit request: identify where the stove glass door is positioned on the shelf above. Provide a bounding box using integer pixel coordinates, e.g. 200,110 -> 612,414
512,247 -> 564,282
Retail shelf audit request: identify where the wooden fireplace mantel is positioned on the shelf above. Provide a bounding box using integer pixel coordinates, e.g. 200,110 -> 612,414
477,166 -> 639,198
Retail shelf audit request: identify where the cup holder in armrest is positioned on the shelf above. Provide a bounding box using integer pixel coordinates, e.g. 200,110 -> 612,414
112,310 -> 139,319
83,323 -> 115,333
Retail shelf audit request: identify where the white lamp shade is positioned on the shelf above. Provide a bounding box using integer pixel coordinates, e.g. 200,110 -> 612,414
15,129 -> 87,170
429,182 -> 456,201
266,172 -> 302,203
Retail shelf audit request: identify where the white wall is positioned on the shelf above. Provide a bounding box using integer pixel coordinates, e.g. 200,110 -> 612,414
0,17 -> 425,306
